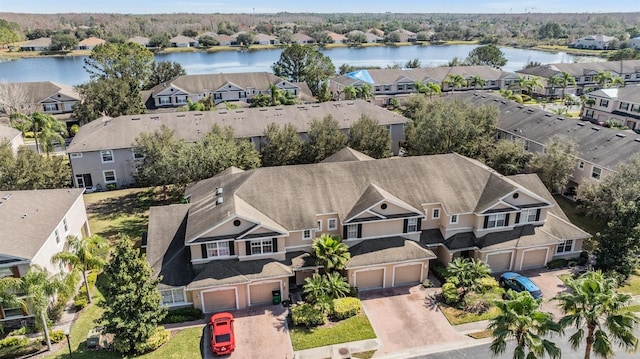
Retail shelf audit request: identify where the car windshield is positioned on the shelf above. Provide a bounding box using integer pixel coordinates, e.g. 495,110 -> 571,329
215,334 -> 231,343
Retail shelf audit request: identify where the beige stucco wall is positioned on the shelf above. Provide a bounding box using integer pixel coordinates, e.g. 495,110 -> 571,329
421,204 -> 443,230
200,217 -> 254,239
190,278 -> 290,311
361,219 -> 404,238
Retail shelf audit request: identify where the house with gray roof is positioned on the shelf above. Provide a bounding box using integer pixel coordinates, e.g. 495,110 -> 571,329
569,35 -> 617,50
0,81 -> 80,117
517,60 -> 640,97
448,92 -> 640,191
146,72 -> 313,109
66,100 -> 408,190
0,189 -> 90,329
582,87 -> 640,130
0,125 -> 23,154
128,36 -> 150,47
146,150 -> 588,312
170,35 -> 197,48
330,66 -> 519,106
19,37 -> 51,51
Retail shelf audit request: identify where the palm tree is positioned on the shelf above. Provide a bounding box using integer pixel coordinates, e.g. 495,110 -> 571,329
559,71 -> 577,100
488,290 -> 561,359
0,276 -> 26,334
525,76 -> 543,97
580,96 -> 596,117
357,83 -> 373,101
446,257 -> 491,296
31,112 -> 68,156
510,75 -> 529,94
426,83 -> 442,98
594,71 -> 613,89
324,272 -> 350,299
19,265 -> 70,351
51,235 -> 108,304
9,112 -> 32,138
444,74 -> 467,93
499,89 -> 524,104
311,234 -> 351,272
303,273 -> 328,304
468,75 -> 486,90
555,271 -> 639,359
547,75 -> 564,99
343,85 -> 357,100
611,76 -> 625,88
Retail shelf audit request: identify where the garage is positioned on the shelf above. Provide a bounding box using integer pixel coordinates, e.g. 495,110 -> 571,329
202,288 -> 237,313
393,263 -> 422,286
249,281 -> 281,306
486,252 -> 513,272
521,249 -> 548,269
355,268 -> 385,290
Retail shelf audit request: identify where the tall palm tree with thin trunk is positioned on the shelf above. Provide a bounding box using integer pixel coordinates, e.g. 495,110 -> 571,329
426,83 -> 442,99
488,290 -> 561,359
343,85 -> 357,100
555,271 -> 639,359
468,75 -> 486,90
525,76 -> 543,97
31,112 -> 68,156
559,71 -> 577,100
444,74 -> 467,93
51,235 -> 108,304
510,75 -> 529,94
311,233 -> 350,273
547,75 -> 564,99
594,71 -> 613,89
357,83 -> 373,101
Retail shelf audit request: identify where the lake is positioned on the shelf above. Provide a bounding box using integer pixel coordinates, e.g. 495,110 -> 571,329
0,44 -> 580,86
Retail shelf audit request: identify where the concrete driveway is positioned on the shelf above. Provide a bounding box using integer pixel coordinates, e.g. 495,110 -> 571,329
360,286 -> 476,356
518,268 -> 570,318
203,305 -> 293,359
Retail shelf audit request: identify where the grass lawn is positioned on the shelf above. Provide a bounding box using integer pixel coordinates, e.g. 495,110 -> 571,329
553,195 -> 606,240
289,314 -> 376,351
621,305 -> 640,313
468,329 -> 494,339
439,304 -> 500,326
618,270 -> 640,296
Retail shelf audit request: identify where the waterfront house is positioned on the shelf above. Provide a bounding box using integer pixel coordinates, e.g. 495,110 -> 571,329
569,35 -> 617,50
75,37 -> 106,50
19,37 -> 51,51
170,35 -> 197,48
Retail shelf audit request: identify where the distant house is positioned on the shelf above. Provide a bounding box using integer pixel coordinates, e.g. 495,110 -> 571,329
66,101 -> 409,190
0,126 -> 23,154
582,87 -> 640,130
292,33 -> 315,45
629,36 -> 640,50
146,72 -> 312,109
19,37 -> 51,51
569,35 -> 617,50
0,189 -> 90,330
253,34 -> 279,45
325,31 -> 348,44
391,29 -> 417,43
128,36 -> 150,47
170,35 -> 197,48
347,30 -> 382,43
75,37 -> 106,50
0,81 -> 80,117
213,34 -> 235,46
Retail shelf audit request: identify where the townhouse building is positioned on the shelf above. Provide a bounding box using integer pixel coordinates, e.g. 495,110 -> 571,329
569,35 -> 617,50
0,81 -> 80,117
582,86 -> 640,130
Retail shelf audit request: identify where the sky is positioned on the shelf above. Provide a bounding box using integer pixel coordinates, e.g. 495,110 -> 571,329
0,0 -> 638,14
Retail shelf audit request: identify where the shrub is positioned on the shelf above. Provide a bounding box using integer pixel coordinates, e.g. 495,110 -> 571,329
332,297 -> 361,320
48,300 -> 66,322
49,330 -> 65,344
442,282 -> 459,305
86,271 -> 98,287
0,336 -> 29,349
160,307 -> 203,324
7,327 -> 27,336
421,279 -> 434,288
431,262 -> 448,282
577,251 -> 590,266
291,303 -> 324,327
475,277 -> 499,293
135,327 -> 170,354
162,314 -> 187,324
463,292 -> 490,314
546,258 -> 568,269
74,298 -> 88,310
106,183 -> 117,191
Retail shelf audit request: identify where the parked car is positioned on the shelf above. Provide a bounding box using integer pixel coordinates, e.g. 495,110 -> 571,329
210,312 -> 235,356
499,272 -> 542,299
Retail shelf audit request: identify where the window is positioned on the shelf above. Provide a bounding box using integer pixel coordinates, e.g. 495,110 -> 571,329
523,141 -> 530,151
63,218 -> 68,233
328,218 -> 337,230
585,109 -> 595,118
159,97 -> 171,105
55,229 -> 61,244
383,85 -> 391,91
250,239 -> 273,255
176,96 -> 187,104
160,288 -> 186,305
591,166 -> 602,180
103,170 -> 117,184
132,149 -> 144,159
302,230 -> 312,240
599,99 -> 609,107
100,150 -> 114,163
346,224 -> 358,239
432,208 -> 440,219
206,241 -> 231,257
632,104 -> 640,113
450,214 -> 458,224
70,153 -> 82,158
486,213 -> 507,228
407,218 -> 418,232
522,209 -> 538,223
556,239 -> 574,254
620,102 -> 629,111
0,267 -> 13,278
317,220 -> 322,231
2,307 -> 24,318
578,161 -> 585,170
43,103 -> 58,112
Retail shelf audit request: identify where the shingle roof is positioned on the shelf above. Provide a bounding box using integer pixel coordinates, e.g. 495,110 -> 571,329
19,37 -> 51,48
187,258 -> 292,290
333,66 -> 511,86
170,35 -> 196,43
66,100 -> 409,153
0,81 -> 80,104
588,86 -> 640,104
517,60 -> 640,78
321,147 -> 374,163
0,125 -> 21,142
347,236 -> 436,268
128,36 -> 149,46
78,37 -> 105,46
449,92 -> 640,171
0,189 -> 85,261
148,72 -> 296,97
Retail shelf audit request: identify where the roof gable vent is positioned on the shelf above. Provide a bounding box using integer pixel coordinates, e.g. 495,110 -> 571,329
616,133 -> 626,138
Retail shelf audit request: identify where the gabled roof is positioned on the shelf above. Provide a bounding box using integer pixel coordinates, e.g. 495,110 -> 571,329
67,100 -> 408,153
19,37 -> 51,48
0,125 -> 21,142
187,258 -> 292,290
335,66 -> 509,86
321,147 -> 374,163
0,189 -> 85,261
170,35 -> 196,43
149,72 -> 295,97
293,33 -> 314,42
78,37 -> 105,46
345,183 -> 422,222
128,36 -> 150,45
517,60 -> 640,78
588,86 -> 640,104
347,237 -> 435,268
0,81 -> 80,104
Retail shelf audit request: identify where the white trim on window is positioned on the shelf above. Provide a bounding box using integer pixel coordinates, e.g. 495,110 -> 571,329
206,241 -> 231,257
346,224 -> 358,239
591,166 -> 602,180
522,209 -> 538,223
100,150 -> 114,163
432,208 -> 440,219
317,220 -> 322,231
250,238 -> 273,255
160,287 -> 188,306
103,170 -> 117,184
302,229 -> 312,240
486,213 -> 507,228
55,229 -> 61,244
450,214 -> 458,224
407,218 -> 418,232
328,218 -> 337,230
70,153 -> 82,158
556,239 -> 574,254
63,218 -> 68,233
578,160 -> 585,170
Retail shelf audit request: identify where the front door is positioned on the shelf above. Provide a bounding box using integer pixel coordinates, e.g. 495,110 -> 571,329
75,174 -> 93,188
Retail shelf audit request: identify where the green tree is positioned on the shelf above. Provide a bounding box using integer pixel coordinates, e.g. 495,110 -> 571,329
348,115 -> 392,159
465,44 -> 507,68
74,78 -> 146,122
302,272 -> 350,305
50,33 -> 78,51
0,19 -> 20,48
547,75 -> 564,98
272,44 -> 335,97
148,33 -> 171,48
197,35 -> 218,47
51,235 -> 108,304
30,112 -> 68,155
488,290 -> 561,359
499,89 -> 524,103
529,135 -> 577,194
445,258 -> 491,298
343,85 -> 358,100
324,272 -> 350,299
0,144 -> 71,190
594,71 -> 614,89
311,234 -> 351,272
467,75 -> 486,89
305,115 -> 348,162
558,71 -> 577,100
134,126 -> 186,192
9,112 -> 32,137
19,265 -> 69,351
405,58 -> 421,68
261,122 -> 303,166
607,48 -> 640,61
555,271 -> 639,359
403,96 -> 498,159
0,276 -> 25,333
84,42 -> 154,91
357,83 -> 373,101
236,33 -> 254,47
485,139 -> 532,176
444,74 -> 467,93
145,61 -> 186,90
99,237 -> 167,354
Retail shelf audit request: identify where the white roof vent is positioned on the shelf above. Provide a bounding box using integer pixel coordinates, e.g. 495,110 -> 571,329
215,197 -> 224,205
215,187 -> 223,195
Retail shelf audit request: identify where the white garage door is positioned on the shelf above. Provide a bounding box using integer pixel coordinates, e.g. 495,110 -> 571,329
522,249 -> 548,269
487,252 -> 512,272
249,281 -> 281,306
393,263 -> 422,286
355,269 -> 384,290
202,288 -> 237,313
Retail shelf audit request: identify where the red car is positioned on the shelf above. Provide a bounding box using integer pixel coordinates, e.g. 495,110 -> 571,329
210,312 -> 235,355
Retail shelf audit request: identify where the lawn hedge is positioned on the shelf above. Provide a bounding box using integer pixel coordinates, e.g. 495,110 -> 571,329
332,297 -> 361,320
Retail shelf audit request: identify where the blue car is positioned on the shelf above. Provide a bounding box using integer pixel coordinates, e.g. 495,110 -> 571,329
499,272 -> 542,299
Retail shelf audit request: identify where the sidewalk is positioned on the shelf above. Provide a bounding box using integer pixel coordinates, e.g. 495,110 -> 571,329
293,338 -> 380,359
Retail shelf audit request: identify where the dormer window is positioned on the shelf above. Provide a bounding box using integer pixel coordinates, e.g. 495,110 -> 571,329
485,213 -> 508,228
450,214 -> 458,224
